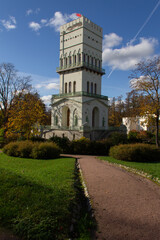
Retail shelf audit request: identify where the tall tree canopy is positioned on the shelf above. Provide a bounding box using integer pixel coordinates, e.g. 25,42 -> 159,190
6,92 -> 47,139
0,63 -> 31,125
130,56 -> 160,147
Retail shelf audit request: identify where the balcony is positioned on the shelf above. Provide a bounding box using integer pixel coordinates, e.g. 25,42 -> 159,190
56,61 -> 105,75
52,91 -> 108,101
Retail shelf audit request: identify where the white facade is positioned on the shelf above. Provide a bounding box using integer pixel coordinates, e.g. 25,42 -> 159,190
50,16 -> 108,140
122,117 -> 148,133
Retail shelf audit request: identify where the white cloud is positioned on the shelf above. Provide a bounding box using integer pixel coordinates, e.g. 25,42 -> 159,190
103,33 -> 123,49
26,8 -> 40,16
26,9 -> 33,16
28,11 -> 78,33
41,95 -> 52,105
29,21 -> 41,32
41,19 -> 47,24
103,37 -> 158,71
1,16 -> 17,30
46,83 -> 59,90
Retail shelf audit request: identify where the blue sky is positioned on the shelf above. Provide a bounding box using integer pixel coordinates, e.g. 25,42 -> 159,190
0,0 -> 160,105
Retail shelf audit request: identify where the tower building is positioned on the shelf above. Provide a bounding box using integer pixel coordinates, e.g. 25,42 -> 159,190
50,15 -> 108,140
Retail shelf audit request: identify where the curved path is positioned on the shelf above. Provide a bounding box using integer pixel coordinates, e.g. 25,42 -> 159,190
66,155 -> 160,240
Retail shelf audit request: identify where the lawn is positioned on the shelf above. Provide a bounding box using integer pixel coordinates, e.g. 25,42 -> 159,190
0,152 -> 76,239
99,156 -> 160,182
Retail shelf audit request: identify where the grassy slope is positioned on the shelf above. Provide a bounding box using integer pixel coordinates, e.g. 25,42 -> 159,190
99,156 -> 160,180
0,153 -> 75,240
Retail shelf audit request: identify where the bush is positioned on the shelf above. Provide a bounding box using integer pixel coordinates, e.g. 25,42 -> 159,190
3,141 -> 61,159
3,142 -> 19,157
30,136 -> 46,142
31,142 -> 61,159
49,136 -> 70,153
70,137 -> 90,155
109,132 -> 127,145
0,128 -> 4,147
109,143 -> 159,162
17,141 -> 34,158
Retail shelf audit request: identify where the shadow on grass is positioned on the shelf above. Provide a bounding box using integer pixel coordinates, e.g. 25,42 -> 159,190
0,168 -> 74,240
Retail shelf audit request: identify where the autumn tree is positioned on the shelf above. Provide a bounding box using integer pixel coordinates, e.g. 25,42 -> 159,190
6,92 -> 47,139
0,63 -> 31,125
109,96 -> 125,127
130,56 -> 160,147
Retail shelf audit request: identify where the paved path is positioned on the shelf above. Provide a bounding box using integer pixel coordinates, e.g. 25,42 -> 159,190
66,155 -> 160,240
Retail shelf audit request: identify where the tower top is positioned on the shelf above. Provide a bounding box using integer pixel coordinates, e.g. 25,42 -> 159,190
60,15 -> 102,37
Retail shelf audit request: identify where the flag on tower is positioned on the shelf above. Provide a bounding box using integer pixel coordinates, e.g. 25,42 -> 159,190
76,13 -> 82,17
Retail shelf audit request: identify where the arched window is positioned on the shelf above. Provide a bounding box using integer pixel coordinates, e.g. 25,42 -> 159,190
87,55 -> 89,65
69,56 -> 72,65
74,115 -> 78,126
95,59 -> 97,67
65,83 -> 67,93
60,58 -> 63,67
91,57 -> 93,65
102,117 -> 105,127
74,55 -> 76,64
78,53 -> 81,63
91,83 -> 93,94
94,83 -> 97,94
86,115 -> 89,123
83,53 -> 86,62
65,58 -> 68,66
55,116 -> 58,126
73,81 -> 76,93
69,82 -> 71,93
87,81 -> 89,93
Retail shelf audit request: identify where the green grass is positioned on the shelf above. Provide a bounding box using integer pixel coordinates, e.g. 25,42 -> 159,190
0,153 -> 76,239
99,156 -> 160,181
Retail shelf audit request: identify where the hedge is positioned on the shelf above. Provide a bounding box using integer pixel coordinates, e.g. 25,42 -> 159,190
3,141 -> 61,159
109,143 -> 160,162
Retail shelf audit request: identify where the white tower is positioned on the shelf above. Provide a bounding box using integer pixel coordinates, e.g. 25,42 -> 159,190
51,16 -> 108,140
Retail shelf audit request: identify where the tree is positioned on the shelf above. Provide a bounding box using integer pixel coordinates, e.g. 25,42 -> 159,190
0,63 -> 31,125
6,92 -> 47,139
130,56 -> 160,147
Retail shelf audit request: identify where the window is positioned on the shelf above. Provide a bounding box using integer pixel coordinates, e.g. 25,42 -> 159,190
65,83 -> 67,93
95,59 -> 97,67
55,116 -> 58,126
78,53 -> 81,63
69,56 -> 72,65
65,58 -> 67,66
91,83 -> 93,94
74,115 -> 78,126
91,57 -> 93,66
74,55 -> 76,64
87,55 -> 89,65
60,59 -> 63,67
94,83 -> 97,94
102,117 -> 105,127
69,82 -> 71,93
87,81 -> 89,93
73,81 -> 76,93
83,53 -> 86,62
86,116 -> 89,123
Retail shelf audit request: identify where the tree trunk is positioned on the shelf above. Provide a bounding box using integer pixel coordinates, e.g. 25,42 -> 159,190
155,110 -> 159,147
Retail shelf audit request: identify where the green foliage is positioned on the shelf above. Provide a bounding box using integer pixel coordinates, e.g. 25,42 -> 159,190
0,155 -> 76,239
17,141 -> 34,158
128,130 -> 154,143
3,142 -> 19,157
30,136 -> 46,142
69,137 -> 112,156
31,142 -> 61,159
109,143 -> 159,162
0,128 -> 4,147
3,141 -> 61,159
49,135 -> 70,153
109,132 -> 127,145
